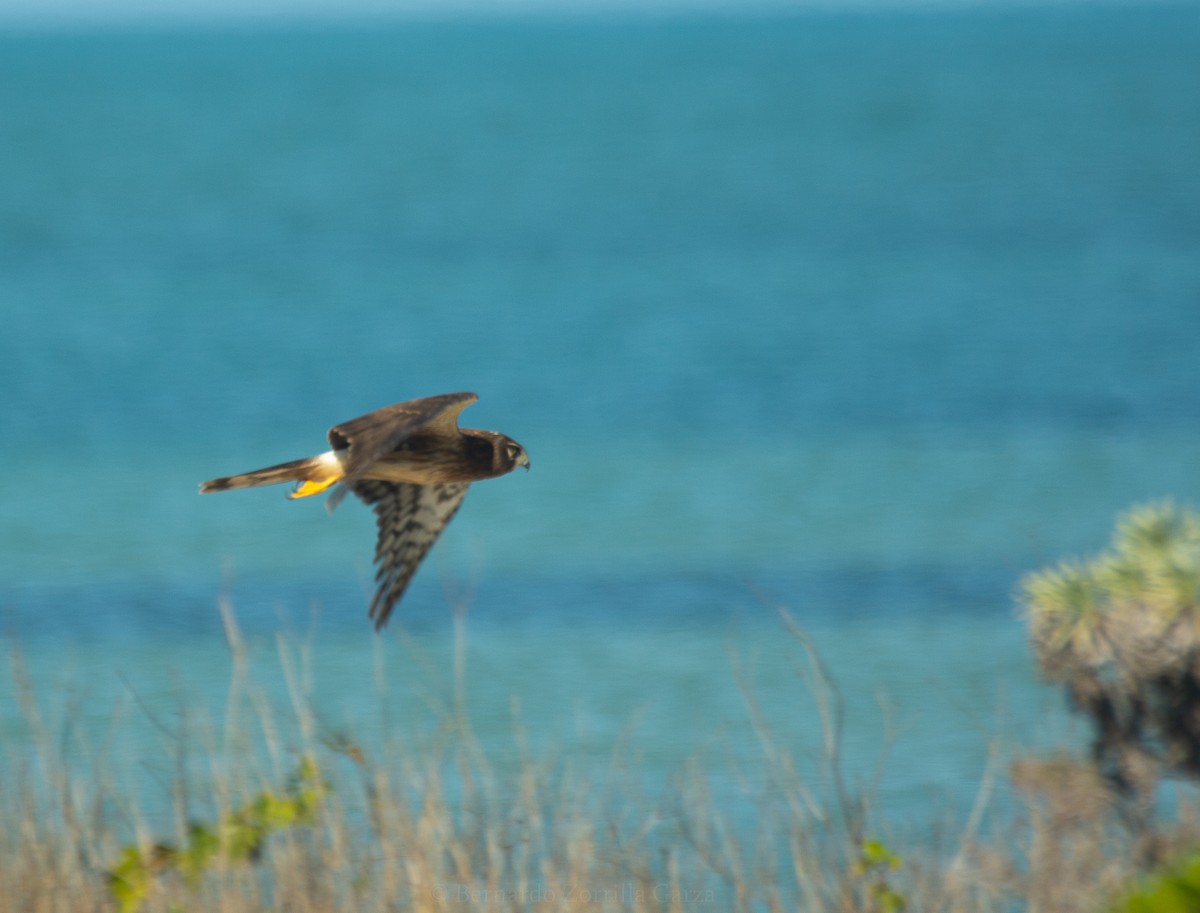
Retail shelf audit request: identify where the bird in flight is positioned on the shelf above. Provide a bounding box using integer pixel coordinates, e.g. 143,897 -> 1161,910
200,392 -> 529,630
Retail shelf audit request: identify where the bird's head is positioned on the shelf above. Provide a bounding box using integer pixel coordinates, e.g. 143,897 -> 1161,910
465,429 -> 530,477
498,436 -> 531,474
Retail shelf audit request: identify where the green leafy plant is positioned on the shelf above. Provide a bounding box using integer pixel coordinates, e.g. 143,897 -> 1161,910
106,757 -> 327,913
851,839 -> 906,913
1110,851 -> 1200,913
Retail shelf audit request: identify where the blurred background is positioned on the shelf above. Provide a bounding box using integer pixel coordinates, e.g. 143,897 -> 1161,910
2,0 -> 1198,829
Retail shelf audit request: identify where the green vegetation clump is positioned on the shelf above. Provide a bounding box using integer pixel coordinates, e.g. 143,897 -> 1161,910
107,757 -> 326,913
1109,851 -> 1200,913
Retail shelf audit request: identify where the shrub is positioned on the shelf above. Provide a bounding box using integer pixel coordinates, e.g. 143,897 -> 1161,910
1022,502 -> 1200,826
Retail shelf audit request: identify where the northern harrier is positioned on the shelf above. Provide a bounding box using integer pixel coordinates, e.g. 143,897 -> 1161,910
200,392 -> 529,630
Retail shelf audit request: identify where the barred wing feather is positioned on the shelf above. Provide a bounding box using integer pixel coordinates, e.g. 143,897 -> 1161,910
352,480 -> 470,630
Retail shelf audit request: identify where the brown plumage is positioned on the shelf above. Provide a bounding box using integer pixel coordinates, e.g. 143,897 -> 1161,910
200,392 -> 529,630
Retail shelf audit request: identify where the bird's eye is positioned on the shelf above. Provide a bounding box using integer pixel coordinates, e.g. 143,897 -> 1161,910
507,444 -> 521,459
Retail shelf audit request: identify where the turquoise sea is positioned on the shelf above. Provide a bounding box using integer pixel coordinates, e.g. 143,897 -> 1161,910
2,3 -> 1199,838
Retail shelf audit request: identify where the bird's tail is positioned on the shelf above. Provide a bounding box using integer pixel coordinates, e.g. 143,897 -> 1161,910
200,453 -> 344,499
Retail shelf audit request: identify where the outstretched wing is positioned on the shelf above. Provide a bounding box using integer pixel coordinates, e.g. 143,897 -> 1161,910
329,392 -> 477,483
352,480 -> 470,630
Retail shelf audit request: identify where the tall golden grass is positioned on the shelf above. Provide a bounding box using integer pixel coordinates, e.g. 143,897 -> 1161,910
4,599 -> 1197,913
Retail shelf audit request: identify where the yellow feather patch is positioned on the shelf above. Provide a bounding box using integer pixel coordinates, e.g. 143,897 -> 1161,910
289,474 -> 343,499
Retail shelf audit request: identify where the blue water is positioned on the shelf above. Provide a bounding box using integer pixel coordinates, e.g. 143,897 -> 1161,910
2,4 -> 1199,838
